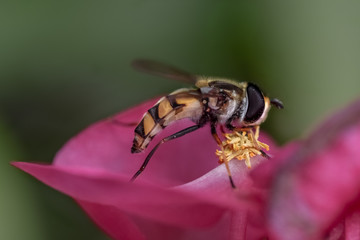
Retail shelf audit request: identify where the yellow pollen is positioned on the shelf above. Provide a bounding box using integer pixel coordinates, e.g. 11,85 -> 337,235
215,128 -> 269,168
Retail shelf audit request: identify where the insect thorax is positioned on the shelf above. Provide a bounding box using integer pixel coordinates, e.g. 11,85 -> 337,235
200,86 -> 247,125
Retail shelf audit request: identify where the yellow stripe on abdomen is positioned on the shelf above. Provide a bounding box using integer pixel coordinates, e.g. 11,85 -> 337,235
158,97 -> 173,119
143,112 -> 156,135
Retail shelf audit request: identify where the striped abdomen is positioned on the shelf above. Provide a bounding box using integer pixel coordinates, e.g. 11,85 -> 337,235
131,89 -> 203,153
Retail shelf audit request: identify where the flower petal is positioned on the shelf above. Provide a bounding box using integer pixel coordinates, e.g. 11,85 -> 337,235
78,200 -> 145,240
344,211 -> 360,239
13,98 -> 279,239
13,162 -> 226,227
264,98 -> 360,240
13,159 -> 274,239
53,98 -> 223,186
79,200 -> 245,240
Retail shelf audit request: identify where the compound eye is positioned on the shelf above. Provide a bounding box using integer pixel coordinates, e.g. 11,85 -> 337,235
245,83 -> 265,123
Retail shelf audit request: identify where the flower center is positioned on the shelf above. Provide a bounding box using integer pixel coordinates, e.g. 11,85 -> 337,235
215,127 -> 269,168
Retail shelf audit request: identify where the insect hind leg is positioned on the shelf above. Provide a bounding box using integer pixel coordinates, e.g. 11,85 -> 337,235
130,124 -> 202,182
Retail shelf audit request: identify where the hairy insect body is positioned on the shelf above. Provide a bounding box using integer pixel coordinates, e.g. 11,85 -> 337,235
131,77 -> 265,154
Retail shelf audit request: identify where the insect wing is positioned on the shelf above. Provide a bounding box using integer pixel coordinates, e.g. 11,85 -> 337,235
132,59 -> 197,84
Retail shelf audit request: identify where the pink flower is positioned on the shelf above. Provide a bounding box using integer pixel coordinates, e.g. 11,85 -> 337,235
252,98 -> 360,240
13,97 -> 360,240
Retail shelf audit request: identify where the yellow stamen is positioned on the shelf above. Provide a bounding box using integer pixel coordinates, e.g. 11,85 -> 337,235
215,128 -> 269,168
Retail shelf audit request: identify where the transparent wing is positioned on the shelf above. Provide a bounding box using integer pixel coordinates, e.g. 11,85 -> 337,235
132,59 -> 197,84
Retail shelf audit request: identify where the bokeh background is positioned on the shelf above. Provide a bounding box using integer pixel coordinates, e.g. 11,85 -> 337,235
1,1 -> 360,239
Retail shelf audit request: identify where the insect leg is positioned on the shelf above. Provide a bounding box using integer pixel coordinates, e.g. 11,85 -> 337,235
248,126 -> 271,158
253,125 -> 270,159
219,125 -> 227,134
130,124 -> 202,182
235,126 -> 271,159
210,123 -> 236,189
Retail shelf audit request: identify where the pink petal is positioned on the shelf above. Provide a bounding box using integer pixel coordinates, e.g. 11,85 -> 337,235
13,162 -> 224,227
79,200 -> 244,240
78,201 -> 146,240
53,98 -> 222,186
263,98 -> 360,240
344,211 -> 360,239
13,98 -> 279,239
12,159 -> 265,239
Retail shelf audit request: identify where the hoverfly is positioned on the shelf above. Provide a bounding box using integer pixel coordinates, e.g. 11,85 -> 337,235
130,59 -> 283,188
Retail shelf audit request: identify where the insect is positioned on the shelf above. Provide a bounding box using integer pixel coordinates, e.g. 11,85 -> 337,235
130,59 -> 283,188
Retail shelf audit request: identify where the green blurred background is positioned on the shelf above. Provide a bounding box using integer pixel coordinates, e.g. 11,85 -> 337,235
1,1 -> 359,239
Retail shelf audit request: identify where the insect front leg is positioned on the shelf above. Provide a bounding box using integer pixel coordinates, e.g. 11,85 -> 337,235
210,123 -> 236,189
234,126 -> 270,159
130,124 -> 202,182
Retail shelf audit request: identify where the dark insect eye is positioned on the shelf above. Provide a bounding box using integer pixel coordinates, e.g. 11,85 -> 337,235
245,83 -> 265,123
